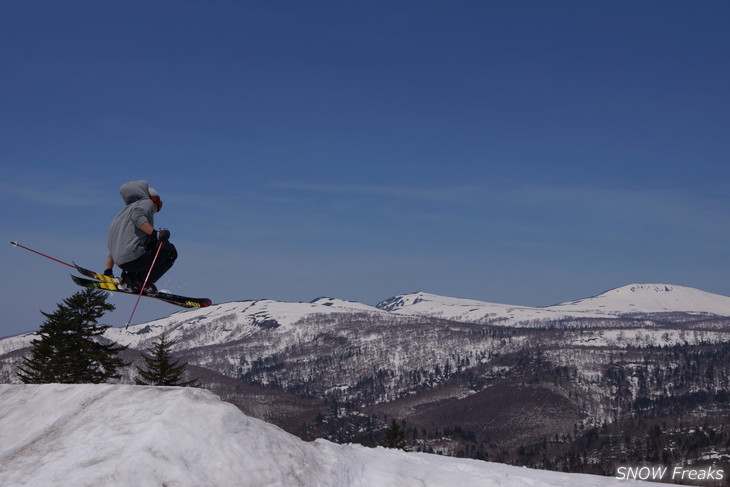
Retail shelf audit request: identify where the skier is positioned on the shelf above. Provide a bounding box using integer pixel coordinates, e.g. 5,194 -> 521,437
104,180 -> 177,294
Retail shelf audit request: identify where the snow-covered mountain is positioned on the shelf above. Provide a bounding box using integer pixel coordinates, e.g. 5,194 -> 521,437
0,384 -> 668,487
4,283 -> 730,353
377,291 -> 600,324
548,283 -> 730,315
101,282 -> 730,352
377,284 -> 730,326
104,297 -> 388,350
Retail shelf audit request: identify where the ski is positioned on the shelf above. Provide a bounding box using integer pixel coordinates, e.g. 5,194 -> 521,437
71,275 -> 212,309
73,263 -> 118,284
12,244 -> 213,309
73,263 -> 211,308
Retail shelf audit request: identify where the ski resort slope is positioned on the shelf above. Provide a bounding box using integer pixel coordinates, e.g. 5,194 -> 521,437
0,385 -> 667,487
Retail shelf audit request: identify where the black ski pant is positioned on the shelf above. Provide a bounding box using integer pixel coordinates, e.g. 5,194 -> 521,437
119,241 -> 177,284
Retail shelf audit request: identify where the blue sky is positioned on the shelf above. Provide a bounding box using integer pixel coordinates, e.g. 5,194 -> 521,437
2,1 -> 729,336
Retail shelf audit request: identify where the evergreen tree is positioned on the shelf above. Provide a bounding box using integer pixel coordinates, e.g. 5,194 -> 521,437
17,289 -> 128,384
379,419 -> 408,450
135,334 -> 199,386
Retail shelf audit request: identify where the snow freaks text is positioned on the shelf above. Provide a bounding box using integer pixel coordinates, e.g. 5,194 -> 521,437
616,465 -> 724,482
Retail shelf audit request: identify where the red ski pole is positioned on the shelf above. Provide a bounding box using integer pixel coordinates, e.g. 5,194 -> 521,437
10,241 -> 75,269
126,240 -> 164,328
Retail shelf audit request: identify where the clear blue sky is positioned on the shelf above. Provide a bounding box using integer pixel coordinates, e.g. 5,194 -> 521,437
2,1 -> 729,336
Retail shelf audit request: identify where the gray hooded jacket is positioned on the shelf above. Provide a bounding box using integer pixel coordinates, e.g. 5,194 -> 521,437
108,180 -> 156,265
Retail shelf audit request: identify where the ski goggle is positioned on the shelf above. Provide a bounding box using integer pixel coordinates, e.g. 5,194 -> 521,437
150,195 -> 163,211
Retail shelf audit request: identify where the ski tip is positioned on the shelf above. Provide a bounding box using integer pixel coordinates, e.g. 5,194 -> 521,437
10,241 -> 19,247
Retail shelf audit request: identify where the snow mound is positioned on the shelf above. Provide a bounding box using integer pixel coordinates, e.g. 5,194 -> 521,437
0,384 -> 662,487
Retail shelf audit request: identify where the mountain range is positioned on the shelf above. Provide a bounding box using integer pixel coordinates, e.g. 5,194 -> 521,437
380,283 -> 730,324
2,282 -> 730,477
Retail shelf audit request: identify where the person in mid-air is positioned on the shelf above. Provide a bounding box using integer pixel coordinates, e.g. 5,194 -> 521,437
104,180 -> 177,294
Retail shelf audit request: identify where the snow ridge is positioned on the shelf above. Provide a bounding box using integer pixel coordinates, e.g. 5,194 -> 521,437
378,284 -> 730,326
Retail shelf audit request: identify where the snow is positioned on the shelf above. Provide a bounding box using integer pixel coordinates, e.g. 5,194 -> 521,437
2,282 -> 729,360
548,283 -> 730,315
378,292 -> 609,325
101,298 -> 388,350
107,283 -> 730,353
0,334 -> 35,356
0,384 -> 666,487
2,283 -> 728,352
380,284 -> 730,326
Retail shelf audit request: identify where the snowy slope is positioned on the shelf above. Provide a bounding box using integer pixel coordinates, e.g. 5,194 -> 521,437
377,292 -> 607,324
0,333 -> 34,356
378,284 -> 730,325
0,384 -> 666,487
104,297 -> 387,350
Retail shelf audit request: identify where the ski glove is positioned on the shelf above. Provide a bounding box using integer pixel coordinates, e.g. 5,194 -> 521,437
104,268 -> 114,277
155,228 -> 171,242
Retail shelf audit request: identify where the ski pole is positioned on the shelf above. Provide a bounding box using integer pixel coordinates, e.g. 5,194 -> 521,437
126,240 -> 164,328
10,241 -> 75,269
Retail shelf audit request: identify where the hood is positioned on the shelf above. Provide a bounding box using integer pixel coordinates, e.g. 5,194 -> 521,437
119,180 -> 152,205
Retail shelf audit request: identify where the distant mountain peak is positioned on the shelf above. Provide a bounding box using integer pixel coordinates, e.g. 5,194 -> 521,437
548,283 -> 730,316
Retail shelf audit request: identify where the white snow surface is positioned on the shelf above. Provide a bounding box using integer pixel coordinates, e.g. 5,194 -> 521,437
0,384 -> 664,487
